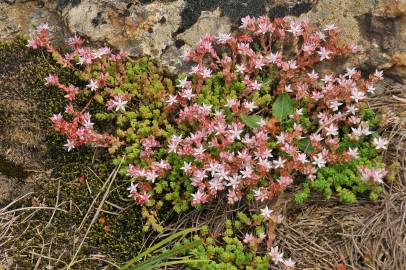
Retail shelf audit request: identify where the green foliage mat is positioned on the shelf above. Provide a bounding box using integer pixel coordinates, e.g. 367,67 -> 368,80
0,37 -> 179,268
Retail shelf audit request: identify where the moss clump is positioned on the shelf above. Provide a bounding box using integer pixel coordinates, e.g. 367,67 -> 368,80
0,37 -> 147,268
0,154 -> 32,179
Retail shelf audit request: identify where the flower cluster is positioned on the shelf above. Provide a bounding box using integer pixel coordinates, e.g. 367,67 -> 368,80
29,15 -> 389,269
50,111 -> 111,151
126,16 -> 387,208
28,23 -> 174,156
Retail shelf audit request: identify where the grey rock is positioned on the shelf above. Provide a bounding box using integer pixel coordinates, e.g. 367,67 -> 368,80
0,0 -> 404,78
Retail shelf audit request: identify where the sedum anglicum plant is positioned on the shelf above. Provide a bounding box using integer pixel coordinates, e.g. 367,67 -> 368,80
28,15 -> 389,269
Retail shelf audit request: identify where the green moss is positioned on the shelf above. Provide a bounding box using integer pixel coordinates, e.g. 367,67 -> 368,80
0,37 -> 147,268
0,154 -> 32,179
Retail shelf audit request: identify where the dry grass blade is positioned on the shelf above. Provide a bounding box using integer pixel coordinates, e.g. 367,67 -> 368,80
64,161 -> 122,270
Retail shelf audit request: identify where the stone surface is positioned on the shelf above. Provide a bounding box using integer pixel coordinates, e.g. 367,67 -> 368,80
0,0 -> 404,81
177,8 -> 231,47
373,0 -> 406,18
0,0 -> 404,77
61,0 -> 185,57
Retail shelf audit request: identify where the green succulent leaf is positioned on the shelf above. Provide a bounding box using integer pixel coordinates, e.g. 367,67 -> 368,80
298,138 -> 315,153
272,93 -> 294,121
240,113 -> 261,129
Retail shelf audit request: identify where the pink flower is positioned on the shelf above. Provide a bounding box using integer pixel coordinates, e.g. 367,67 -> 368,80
127,183 -> 138,194
366,83 -> 376,94
64,85 -> 79,101
50,113 -> 63,123
27,38 -> 41,49
250,80 -> 262,91
312,153 -> 326,168
318,47 -> 332,61
307,70 -> 319,80
200,67 -> 212,79
179,88 -> 195,100
86,79 -> 99,91
240,16 -> 255,29
325,124 -> 339,136
258,158 -> 272,170
276,132 -> 288,145
137,192 -> 150,205
243,233 -> 256,244
191,189 -> 207,205
145,171 -> 158,183
372,137 -> 388,150
127,164 -> 146,178
45,74 -> 59,86
235,64 -> 246,74
155,160 -> 171,171
64,139 -> 75,152
226,174 -> 242,190
347,147 -> 359,159
257,21 -> 272,34
209,177 -> 225,192
297,153 -> 309,164
107,96 -> 128,111
65,104 -> 74,114
266,51 -> 282,64
310,133 -> 323,143
346,105 -> 358,115
254,187 -> 268,202
329,100 -> 342,111
68,34 -> 84,48
311,91 -> 324,100
350,126 -> 363,140
273,157 -> 286,169
351,88 -> 366,103
176,77 -> 190,89
374,69 -> 384,80
278,176 -> 293,186
96,47 -> 111,57
228,122 -> 244,141
180,161 -> 193,175
287,21 -> 303,36
260,206 -> 273,220
166,95 -> 178,106
240,165 -> 254,179
345,67 -> 357,78
269,246 -> 284,264
348,116 -> 361,125
283,258 -> 296,268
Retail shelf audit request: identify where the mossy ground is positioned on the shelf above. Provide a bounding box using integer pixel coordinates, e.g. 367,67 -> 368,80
0,38 -> 159,269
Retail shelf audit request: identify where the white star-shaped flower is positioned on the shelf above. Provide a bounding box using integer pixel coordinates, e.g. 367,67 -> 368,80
260,206 -> 273,220
64,139 -> 75,152
113,96 -> 128,111
318,47 -> 332,61
86,79 -> 99,91
372,137 -> 388,150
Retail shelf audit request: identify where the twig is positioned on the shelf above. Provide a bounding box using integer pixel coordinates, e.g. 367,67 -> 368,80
0,206 -> 68,216
46,179 -> 61,227
64,161 -> 122,270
